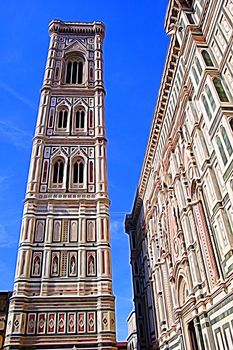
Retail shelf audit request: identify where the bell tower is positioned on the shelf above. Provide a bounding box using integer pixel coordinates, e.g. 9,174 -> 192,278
4,20 -> 116,350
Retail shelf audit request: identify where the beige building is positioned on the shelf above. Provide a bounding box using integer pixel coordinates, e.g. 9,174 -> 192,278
126,0 -> 233,349
4,20 -> 116,350
127,311 -> 137,350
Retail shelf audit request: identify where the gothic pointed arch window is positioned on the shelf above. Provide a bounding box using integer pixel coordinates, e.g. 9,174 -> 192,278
195,57 -> 203,76
230,118 -> 233,132
201,95 -> 212,120
213,77 -> 229,102
201,50 -> 214,66
216,135 -> 228,165
75,108 -> 85,129
52,158 -> 64,184
220,125 -> 233,156
178,276 -> 189,306
192,66 -> 199,85
57,108 -> 68,129
65,55 -> 84,84
205,85 -> 216,111
72,158 -> 84,188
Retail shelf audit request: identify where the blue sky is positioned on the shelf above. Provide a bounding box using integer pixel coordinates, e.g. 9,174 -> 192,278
0,0 -> 169,341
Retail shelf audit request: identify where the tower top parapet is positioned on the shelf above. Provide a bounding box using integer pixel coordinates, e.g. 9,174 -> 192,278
49,19 -> 105,37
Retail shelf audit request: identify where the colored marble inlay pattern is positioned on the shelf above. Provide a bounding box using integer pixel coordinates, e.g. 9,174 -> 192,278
26,311 -> 97,335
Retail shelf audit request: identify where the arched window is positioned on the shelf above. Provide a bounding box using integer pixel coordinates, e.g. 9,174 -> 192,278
195,57 -> 203,75
78,62 -> 83,84
216,136 -> 228,165
75,109 -> 85,129
201,95 -> 212,120
73,160 -> 84,184
192,66 -> 199,85
178,277 -> 189,306
220,126 -> 233,156
57,109 -> 68,129
230,118 -> 233,132
213,77 -> 229,102
205,85 -> 216,110
66,61 -> 72,83
65,59 -> 83,84
201,50 -> 214,66
53,159 -> 64,183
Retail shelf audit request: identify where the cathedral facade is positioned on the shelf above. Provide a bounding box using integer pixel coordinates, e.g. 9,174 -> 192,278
4,20 -> 116,350
126,0 -> 233,349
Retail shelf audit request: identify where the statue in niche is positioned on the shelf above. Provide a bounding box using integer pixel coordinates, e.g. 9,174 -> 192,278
87,221 -> 94,241
88,255 -> 95,275
70,256 -> 76,275
52,256 -> 58,275
33,256 -> 40,276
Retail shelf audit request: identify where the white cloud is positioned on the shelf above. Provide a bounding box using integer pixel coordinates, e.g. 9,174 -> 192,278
117,295 -> 133,303
0,223 -> 18,248
0,120 -> 32,149
0,175 -> 11,197
0,175 -> 8,185
110,219 -> 124,240
0,81 -> 37,110
111,220 -> 122,233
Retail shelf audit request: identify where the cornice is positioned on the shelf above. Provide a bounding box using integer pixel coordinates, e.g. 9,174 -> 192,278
48,19 -> 105,38
41,85 -> 106,96
24,194 -> 111,206
126,34 -> 180,227
33,135 -> 108,146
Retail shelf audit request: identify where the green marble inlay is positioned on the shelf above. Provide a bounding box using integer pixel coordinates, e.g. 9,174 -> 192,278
223,161 -> 233,182
209,293 -> 233,317
211,306 -> 233,325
